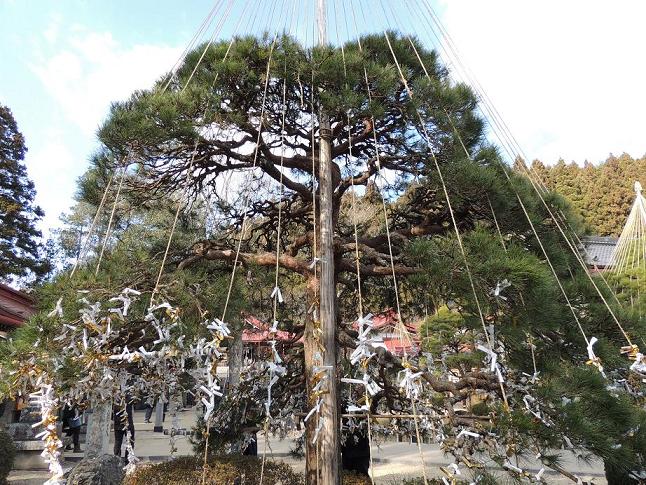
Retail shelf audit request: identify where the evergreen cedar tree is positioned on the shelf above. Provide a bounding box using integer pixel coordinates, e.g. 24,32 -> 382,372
0,105 -> 49,282
5,35 -> 644,482
526,154 -> 646,237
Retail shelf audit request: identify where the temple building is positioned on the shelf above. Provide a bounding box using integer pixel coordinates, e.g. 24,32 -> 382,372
0,283 -> 35,339
580,236 -> 618,271
242,313 -> 295,361
351,308 -> 420,356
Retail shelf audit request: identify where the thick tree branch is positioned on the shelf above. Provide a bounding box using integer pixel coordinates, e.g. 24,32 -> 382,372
374,347 -> 502,403
178,242 -> 313,275
179,239 -> 422,278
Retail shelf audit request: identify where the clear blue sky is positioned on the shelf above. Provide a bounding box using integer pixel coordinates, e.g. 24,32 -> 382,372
1,0 -> 644,234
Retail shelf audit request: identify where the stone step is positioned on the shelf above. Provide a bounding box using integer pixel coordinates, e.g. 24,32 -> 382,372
8,470 -> 62,485
11,441 -> 67,471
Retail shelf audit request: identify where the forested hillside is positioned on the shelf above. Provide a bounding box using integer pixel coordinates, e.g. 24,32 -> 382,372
526,153 -> 646,236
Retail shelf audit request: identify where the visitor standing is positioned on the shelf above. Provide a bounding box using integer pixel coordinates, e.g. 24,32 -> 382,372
113,401 -> 135,460
144,400 -> 154,423
13,394 -> 26,422
62,404 -> 82,453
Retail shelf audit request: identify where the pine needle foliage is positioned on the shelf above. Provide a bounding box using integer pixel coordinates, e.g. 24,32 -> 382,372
0,104 -> 49,282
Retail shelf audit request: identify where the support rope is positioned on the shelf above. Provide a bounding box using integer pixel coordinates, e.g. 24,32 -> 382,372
94,166 -> 127,276
199,1 -> 281,481
408,28 -> 593,354
259,3 -> 298,478
160,0 -> 225,93
413,0 -> 634,350
334,2 -> 375,480
348,2 -> 430,482
70,172 -> 114,278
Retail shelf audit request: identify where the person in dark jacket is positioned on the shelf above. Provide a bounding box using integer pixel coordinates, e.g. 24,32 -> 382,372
62,404 -> 82,453
341,398 -> 371,477
341,426 -> 371,476
144,400 -> 154,423
113,401 -> 135,460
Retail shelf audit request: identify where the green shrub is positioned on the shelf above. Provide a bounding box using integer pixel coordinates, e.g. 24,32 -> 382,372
471,401 -> 490,416
399,475 -> 498,485
0,429 -> 16,485
124,456 -> 303,485
399,479 -> 454,485
125,456 -> 382,485
343,471 -> 371,485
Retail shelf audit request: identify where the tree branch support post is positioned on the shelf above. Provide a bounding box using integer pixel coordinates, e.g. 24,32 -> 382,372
84,398 -> 112,458
153,400 -> 164,433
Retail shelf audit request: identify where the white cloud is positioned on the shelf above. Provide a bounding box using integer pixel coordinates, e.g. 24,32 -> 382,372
24,27 -> 183,233
437,0 -> 646,164
27,131 -> 79,233
43,13 -> 62,44
31,29 -> 182,136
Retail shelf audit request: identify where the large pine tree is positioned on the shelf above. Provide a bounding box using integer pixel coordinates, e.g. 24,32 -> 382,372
2,35 -> 644,483
93,35 -> 644,481
0,105 -> 49,281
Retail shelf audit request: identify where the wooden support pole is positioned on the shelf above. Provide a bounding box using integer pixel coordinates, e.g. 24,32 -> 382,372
317,1 -> 340,484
